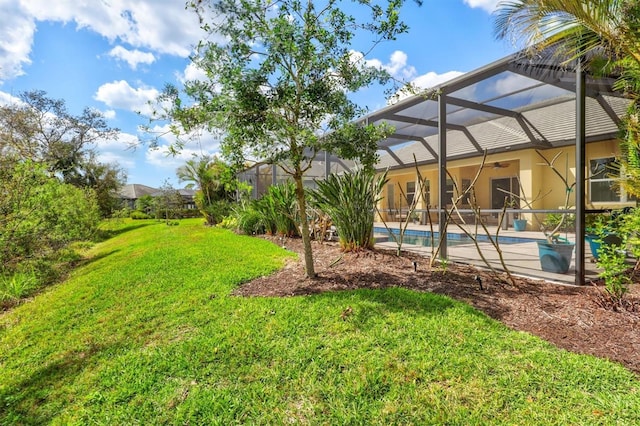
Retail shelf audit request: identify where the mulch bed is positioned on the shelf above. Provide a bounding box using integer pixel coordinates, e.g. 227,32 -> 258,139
235,236 -> 640,375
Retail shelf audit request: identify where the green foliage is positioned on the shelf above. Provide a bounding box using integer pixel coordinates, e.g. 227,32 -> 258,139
216,215 -> 239,230
0,270 -> 38,304
155,180 -> 184,224
111,207 -> 132,219
158,0 -> 409,276
196,196 -> 232,225
543,212 -> 576,233
130,210 -> 151,220
0,91 -> 125,218
619,102 -> 640,198
1,219 -> 639,424
312,169 -> 388,251
596,243 -> 630,304
0,160 -> 100,272
593,208 -> 637,306
177,156 -> 237,225
234,201 -> 266,235
254,183 -> 299,236
135,195 -> 156,215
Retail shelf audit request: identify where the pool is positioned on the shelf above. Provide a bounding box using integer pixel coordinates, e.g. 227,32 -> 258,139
374,227 -> 540,248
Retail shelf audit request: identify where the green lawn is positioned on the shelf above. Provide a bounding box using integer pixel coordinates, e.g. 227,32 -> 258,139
1,219 -> 639,424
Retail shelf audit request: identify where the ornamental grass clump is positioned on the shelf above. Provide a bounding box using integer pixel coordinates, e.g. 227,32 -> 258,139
312,169 -> 387,251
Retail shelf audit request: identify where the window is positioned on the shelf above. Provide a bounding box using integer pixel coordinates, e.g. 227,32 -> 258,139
445,178 -> 471,205
445,179 -> 454,205
406,181 -> 416,206
589,157 -> 631,202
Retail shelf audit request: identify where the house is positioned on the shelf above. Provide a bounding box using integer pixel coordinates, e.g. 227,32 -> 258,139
118,184 -> 197,210
366,49 -> 632,228
237,47 -> 633,285
118,184 -> 158,209
240,49 -> 631,223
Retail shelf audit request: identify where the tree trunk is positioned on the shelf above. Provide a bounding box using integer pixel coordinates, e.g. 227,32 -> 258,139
294,174 -> 316,278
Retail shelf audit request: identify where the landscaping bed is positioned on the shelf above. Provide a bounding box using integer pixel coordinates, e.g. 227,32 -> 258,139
237,236 -> 640,375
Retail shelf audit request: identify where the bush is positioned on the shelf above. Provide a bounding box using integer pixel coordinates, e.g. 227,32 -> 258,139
252,183 -> 299,236
199,199 -> 233,225
0,270 -> 38,304
311,169 -> 387,251
130,210 -> 151,220
0,161 -> 100,272
234,202 -> 266,235
216,216 -> 239,230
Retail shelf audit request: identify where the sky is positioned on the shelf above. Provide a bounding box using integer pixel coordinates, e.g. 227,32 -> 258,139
0,0 -> 515,188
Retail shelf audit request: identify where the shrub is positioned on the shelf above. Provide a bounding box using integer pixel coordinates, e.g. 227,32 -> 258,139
216,216 -> 239,230
252,183 -> 299,236
311,169 -> 387,251
0,161 -> 100,271
596,243 -> 630,306
543,212 -> 575,233
199,199 -> 233,225
234,201 -> 265,235
0,270 -> 38,304
130,211 -> 151,220
593,207 -> 638,309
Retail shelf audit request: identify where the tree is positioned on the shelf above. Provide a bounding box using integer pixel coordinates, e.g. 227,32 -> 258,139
177,156 -> 237,225
494,1 -> 640,68
156,180 -> 184,224
136,195 -> 156,216
161,0 -> 408,277
0,90 -> 125,216
64,152 -> 127,217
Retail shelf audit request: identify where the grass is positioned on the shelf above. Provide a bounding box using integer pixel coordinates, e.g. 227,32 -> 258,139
1,218 -> 639,424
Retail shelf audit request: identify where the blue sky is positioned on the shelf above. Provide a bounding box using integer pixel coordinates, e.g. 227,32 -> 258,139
0,0 -> 513,188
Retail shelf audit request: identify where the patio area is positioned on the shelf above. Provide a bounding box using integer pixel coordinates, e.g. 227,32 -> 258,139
374,222 -> 602,285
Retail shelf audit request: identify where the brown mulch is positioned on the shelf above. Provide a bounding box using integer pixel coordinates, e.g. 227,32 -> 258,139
235,236 -> 640,376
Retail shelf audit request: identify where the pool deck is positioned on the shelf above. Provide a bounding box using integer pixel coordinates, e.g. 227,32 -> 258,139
374,222 -> 602,286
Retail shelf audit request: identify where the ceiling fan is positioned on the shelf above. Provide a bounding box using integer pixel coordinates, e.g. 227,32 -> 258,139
492,162 -> 510,169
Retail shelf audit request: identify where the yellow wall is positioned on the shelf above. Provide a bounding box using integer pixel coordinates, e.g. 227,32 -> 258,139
378,140 -> 635,227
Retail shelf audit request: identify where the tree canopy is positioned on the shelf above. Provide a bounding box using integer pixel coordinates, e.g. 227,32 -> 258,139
0,90 -> 126,216
161,0 -> 411,277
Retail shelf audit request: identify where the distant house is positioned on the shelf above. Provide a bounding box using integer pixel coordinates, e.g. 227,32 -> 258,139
152,188 -> 197,210
118,184 -> 158,209
118,184 -> 197,210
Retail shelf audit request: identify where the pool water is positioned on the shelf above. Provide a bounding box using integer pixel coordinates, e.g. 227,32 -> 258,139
374,227 -> 539,248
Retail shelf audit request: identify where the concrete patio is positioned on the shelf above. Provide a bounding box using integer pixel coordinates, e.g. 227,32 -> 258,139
374,222 -> 602,285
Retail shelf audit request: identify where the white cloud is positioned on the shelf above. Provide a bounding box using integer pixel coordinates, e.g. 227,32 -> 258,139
463,0 -> 500,13
360,50 -> 417,81
19,0 -> 203,56
103,109 -> 117,120
94,80 -> 159,116
108,45 -> 156,70
176,61 -> 209,84
0,91 -> 24,107
143,123 -> 221,171
95,131 -> 138,169
412,71 -> 465,91
0,3 -> 35,81
2,0 -> 207,82
389,70 -> 465,104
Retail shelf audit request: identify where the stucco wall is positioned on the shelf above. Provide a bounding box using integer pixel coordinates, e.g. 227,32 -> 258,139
378,139 -> 634,229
